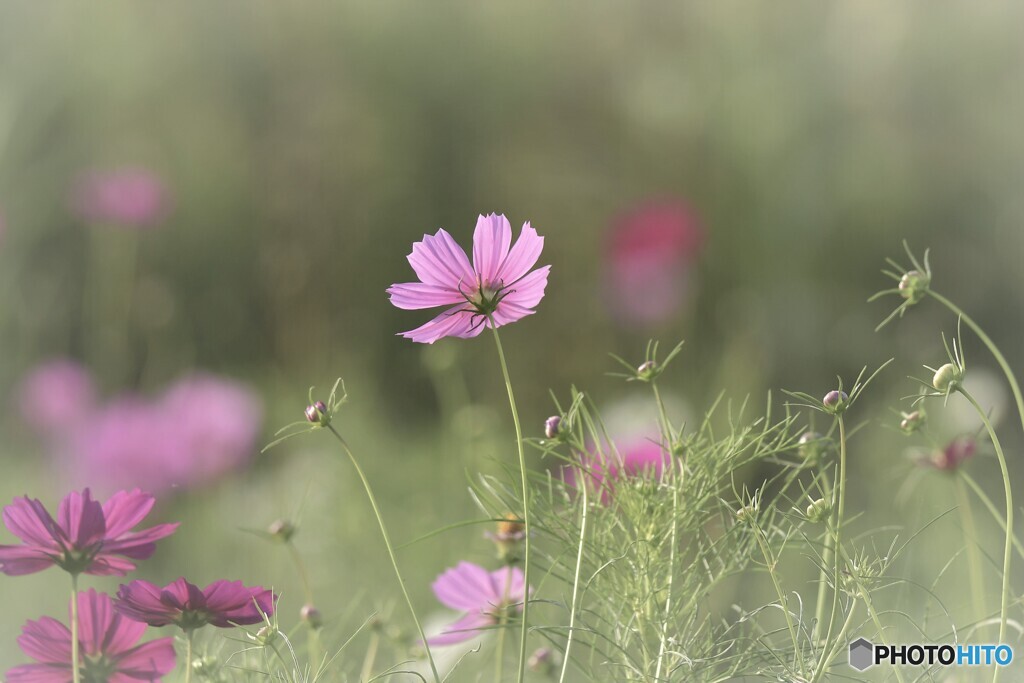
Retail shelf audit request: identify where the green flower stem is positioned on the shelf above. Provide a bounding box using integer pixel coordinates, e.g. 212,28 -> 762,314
559,463 -> 589,683
957,388 -> 1013,682
184,630 -> 194,683
812,468 -> 835,643
811,416 -> 848,683
360,631 -> 380,681
70,574 -> 81,683
488,324 -> 532,683
929,291 -> 1024,439
954,475 -> 986,622
752,520 -> 806,675
653,482 -> 678,680
960,471 -> 1024,562
325,425 -> 441,683
495,568 -> 514,683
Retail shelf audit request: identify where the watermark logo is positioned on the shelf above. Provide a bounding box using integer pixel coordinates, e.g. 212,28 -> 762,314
849,638 -> 1013,671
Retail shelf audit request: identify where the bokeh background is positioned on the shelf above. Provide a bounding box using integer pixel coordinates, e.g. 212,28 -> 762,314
1,1 -> 1023,675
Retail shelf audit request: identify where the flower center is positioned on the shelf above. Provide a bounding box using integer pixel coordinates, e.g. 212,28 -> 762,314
178,608 -> 213,630
470,283 -> 504,315
82,653 -> 117,683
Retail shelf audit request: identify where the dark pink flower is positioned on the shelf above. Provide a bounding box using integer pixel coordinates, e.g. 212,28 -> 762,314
563,440 -> 671,505
0,488 -> 178,576
68,374 -> 262,494
387,214 -> 550,343
6,589 -> 176,683
919,436 -> 977,472
70,167 -> 170,229
428,562 -> 529,647
114,578 -> 276,630
18,359 -> 97,435
606,200 -> 704,326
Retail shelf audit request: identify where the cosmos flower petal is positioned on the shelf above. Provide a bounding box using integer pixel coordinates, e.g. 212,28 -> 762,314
408,229 -> 475,289
202,580 -> 274,626
113,637 -> 177,677
490,566 -> 527,609
472,214 -> 513,283
114,581 -> 179,626
100,522 -> 180,558
432,562 -> 500,611
426,611 -> 494,647
5,664 -> 71,683
497,223 -> 544,284
499,266 -> 550,312
387,282 -> 466,310
100,490 -> 157,539
56,489 -> 106,550
399,308 -> 483,344
2,498 -> 62,549
0,546 -> 58,576
15,617 -> 71,664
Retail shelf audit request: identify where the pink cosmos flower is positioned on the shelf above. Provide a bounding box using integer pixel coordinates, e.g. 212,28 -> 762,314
387,214 -> 550,343
114,578 -> 276,629
428,562 -> 529,646
606,200 -> 704,326
6,588 -> 176,683
563,440 -> 671,505
18,359 -> 97,436
0,488 -> 178,576
917,436 -> 977,472
70,167 -> 170,229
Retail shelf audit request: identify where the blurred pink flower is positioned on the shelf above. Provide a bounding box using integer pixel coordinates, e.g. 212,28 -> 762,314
70,374 -> 262,494
918,436 -> 977,472
0,488 -> 178,577
6,589 -> 176,683
606,200 -> 704,326
388,213 -> 550,343
428,562 -> 529,646
70,167 -> 170,228
115,578 -> 276,629
18,359 -> 97,436
563,440 -> 671,505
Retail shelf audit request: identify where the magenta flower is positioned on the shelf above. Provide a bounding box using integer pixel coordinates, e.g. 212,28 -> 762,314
563,440 -> 671,505
0,488 -> 178,576
427,562 -> 529,646
114,578 -> 276,629
70,167 -> 170,229
387,213 -> 550,343
18,359 -> 97,436
918,436 -> 977,472
605,200 -> 704,326
6,589 -> 176,683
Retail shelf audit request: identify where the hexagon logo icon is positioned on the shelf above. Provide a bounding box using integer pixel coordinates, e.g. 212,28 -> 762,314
849,637 -> 875,671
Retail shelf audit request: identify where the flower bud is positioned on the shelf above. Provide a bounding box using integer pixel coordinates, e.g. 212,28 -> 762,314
300,603 -> 323,629
305,401 -> 329,425
822,390 -> 849,414
898,269 -> 929,304
797,431 -> 828,464
544,415 -> 562,440
486,512 -> 527,564
528,647 -> 557,674
267,519 -> 296,543
932,363 -> 962,393
636,360 -> 658,381
806,498 -> 831,523
735,505 -> 752,523
899,410 -> 926,435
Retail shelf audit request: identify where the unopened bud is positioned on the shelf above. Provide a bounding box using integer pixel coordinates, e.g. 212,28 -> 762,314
898,270 -> 929,304
544,416 -> 562,440
806,498 -> 831,523
637,360 -> 658,380
899,410 -> 926,435
797,432 -> 828,463
305,401 -> 329,425
932,363 -> 962,393
300,604 -> 323,629
822,390 -> 849,414
267,519 -> 296,543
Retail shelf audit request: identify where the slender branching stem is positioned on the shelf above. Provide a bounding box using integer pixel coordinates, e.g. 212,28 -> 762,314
953,475 -> 986,622
654,482 -> 679,680
559,464 -> 589,683
752,521 -> 806,674
184,629 -> 194,683
958,388 -> 1012,682
70,573 -> 80,683
811,417 -> 847,683
812,468 -> 835,644
960,471 -> 1024,561
324,425 -> 441,683
488,324 -> 532,683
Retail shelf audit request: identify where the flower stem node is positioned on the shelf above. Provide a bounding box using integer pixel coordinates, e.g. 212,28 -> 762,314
898,269 -> 930,304
300,604 -> 323,630
822,390 -> 849,415
806,498 -> 831,523
899,409 -> 927,435
932,363 -> 963,394
544,415 -> 563,441
305,401 -> 329,425
267,519 -> 296,543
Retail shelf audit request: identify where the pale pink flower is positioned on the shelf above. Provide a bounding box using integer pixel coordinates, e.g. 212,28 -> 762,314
563,440 -> 671,505
18,359 -> 97,435
387,214 -> 550,343
71,167 -> 170,228
428,562 -> 529,646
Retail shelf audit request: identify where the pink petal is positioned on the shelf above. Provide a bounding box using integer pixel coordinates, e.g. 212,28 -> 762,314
386,282 -> 465,310
57,490 -> 105,549
82,555 -> 138,577
114,581 -> 180,626
490,566 -> 527,609
3,497 -> 62,548
100,522 -> 179,558
490,301 -> 536,327
114,637 -> 177,678
0,545 -> 58,576
202,580 -> 274,626
432,562 -> 500,611
407,229 -> 475,290
17,617 -> 71,663
472,214 -> 512,284
5,664 -> 71,683
426,612 -> 494,647
499,266 -> 550,311
496,223 -> 544,284
100,490 -> 156,539
399,307 -> 485,344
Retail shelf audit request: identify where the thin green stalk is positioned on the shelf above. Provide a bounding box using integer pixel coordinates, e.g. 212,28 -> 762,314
958,388 -> 1012,682
360,632 -> 380,681
653,483 -> 678,680
325,426 -> 441,683
488,324 -> 532,683
820,599 -> 859,677
651,381 -> 672,447
954,475 -> 986,622
184,630 -> 194,683
811,417 -> 848,683
752,522 -> 806,675
70,574 -> 80,683
960,471 -> 1024,562
812,469 -> 834,643
559,464 -> 589,683
836,545 -> 906,683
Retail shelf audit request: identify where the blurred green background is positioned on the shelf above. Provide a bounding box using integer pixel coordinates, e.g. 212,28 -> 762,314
1,1 -> 1023,676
